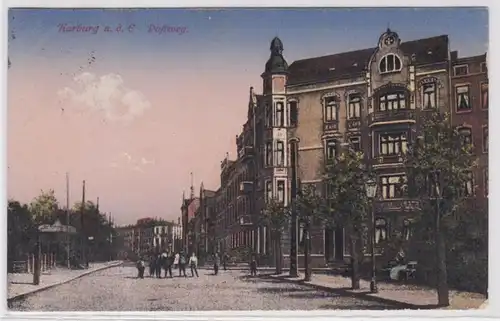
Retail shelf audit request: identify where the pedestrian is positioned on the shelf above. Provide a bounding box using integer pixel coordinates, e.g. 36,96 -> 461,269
174,252 -> 180,270
223,252 -> 229,271
250,254 -> 258,276
213,252 -> 220,275
189,252 -> 199,277
155,254 -> 162,278
136,258 -> 145,279
178,251 -> 187,277
164,252 -> 173,278
148,256 -> 155,277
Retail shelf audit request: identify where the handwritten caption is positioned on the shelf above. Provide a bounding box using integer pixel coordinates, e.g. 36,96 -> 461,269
57,23 -> 188,35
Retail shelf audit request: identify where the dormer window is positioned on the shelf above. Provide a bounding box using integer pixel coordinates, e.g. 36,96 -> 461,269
379,54 -> 402,73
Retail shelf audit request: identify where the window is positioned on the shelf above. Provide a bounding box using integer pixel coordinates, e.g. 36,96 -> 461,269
265,142 -> 273,166
481,83 -> 488,110
277,180 -> 285,204
348,94 -> 362,119
265,103 -> 272,127
458,127 -> 472,148
454,65 -> 468,76
379,54 -> 402,73
275,102 -> 284,127
379,132 -> 407,156
275,141 -> 285,166
381,174 -> 407,199
375,218 -> 388,243
349,136 -> 361,152
379,92 -> 406,111
483,126 -> 488,153
289,101 -> 298,127
484,169 -> 488,197
403,219 -> 412,241
324,97 -> 338,122
462,172 -> 474,197
325,139 -> 337,161
422,83 -> 437,109
481,62 -> 487,73
265,181 -> 273,202
456,85 -> 471,111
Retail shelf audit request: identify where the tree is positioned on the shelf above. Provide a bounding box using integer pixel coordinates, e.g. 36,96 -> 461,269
8,199 -> 34,268
261,198 -> 290,274
29,189 -> 59,225
403,110 -> 478,306
324,147 -> 373,290
295,182 -> 325,281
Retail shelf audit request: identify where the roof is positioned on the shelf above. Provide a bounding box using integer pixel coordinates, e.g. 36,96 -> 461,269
204,190 -> 217,198
288,35 -> 449,86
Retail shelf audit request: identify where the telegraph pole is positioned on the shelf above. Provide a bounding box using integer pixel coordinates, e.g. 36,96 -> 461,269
66,173 -> 70,269
80,180 -> 87,268
289,138 -> 300,277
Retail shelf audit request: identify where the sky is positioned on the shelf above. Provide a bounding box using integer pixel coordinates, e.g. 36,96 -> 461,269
7,7 -> 489,225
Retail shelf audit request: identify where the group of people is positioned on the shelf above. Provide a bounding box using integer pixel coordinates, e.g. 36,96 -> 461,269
136,251 -> 259,278
136,250 -> 199,279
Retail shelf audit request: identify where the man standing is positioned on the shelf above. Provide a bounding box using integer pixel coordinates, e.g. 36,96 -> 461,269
250,253 -> 258,276
189,252 -> 199,277
213,252 -> 220,275
223,252 -> 229,271
178,251 -> 187,277
164,252 -> 173,278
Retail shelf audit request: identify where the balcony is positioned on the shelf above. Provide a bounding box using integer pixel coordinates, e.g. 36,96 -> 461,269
238,146 -> 254,160
374,199 -> 421,213
323,121 -> 339,132
371,154 -> 404,166
346,118 -> 362,131
368,110 -> 416,127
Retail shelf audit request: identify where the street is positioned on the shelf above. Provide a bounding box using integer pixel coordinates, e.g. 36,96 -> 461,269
10,266 -> 402,311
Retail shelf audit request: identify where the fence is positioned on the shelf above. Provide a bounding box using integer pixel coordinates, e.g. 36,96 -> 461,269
11,253 -> 56,274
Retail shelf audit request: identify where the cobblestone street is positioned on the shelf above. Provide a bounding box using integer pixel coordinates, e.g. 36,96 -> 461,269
10,266 -> 401,311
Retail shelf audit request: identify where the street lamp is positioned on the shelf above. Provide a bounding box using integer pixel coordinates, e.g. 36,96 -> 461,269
365,177 -> 378,293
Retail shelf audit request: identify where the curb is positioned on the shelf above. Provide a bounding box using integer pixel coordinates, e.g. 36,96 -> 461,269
7,261 -> 123,305
260,274 -> 433,310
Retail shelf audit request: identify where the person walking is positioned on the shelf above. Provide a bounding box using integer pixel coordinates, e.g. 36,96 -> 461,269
213,252 -> 220,275
163,252 -> 173,278
155,254 -> 162,278
148,256 -> 155,277
174,252 -> 180,271
250,253 -> 258,276
189,252 -> 199,277
136,258 -> 145,279
223,252 -> 229,271
178,251 -> 187,277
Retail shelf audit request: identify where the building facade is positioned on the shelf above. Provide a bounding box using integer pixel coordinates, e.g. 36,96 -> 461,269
194,29 -> 488,268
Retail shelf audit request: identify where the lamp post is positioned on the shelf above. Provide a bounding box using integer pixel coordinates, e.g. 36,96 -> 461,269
365,177 -> 378,293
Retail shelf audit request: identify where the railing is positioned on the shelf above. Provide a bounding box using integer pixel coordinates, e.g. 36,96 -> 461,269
346,118 -> 362,130
13,253 -> 57,274
371,154 -> 404,166
323,122 -> 339,132
368,109 -> 416,126
374,199 -> 422,213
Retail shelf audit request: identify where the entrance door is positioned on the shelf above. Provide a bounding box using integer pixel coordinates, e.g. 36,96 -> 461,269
334,228 -> 344,261
324,228 -> 334,262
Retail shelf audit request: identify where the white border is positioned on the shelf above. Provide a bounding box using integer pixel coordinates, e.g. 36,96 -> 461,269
2,1 -> 497,320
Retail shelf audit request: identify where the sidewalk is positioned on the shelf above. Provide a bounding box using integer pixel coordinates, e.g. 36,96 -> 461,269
267,273 -> 487,310
8,261 -> 123,301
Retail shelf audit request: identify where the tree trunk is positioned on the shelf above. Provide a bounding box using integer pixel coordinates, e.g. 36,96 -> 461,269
276,231 -> 283,274
304,222 -> 311,281
435,228 -> 449,306
350,238 -> 360,290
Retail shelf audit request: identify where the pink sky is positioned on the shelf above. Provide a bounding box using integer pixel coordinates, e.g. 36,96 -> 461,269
8,56 -> 262,225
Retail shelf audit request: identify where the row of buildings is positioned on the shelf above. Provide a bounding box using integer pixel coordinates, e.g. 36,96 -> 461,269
181,29 -> 488,267
115,217 -> 183,258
